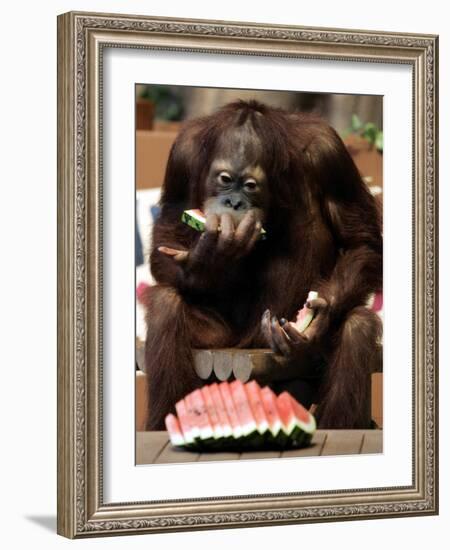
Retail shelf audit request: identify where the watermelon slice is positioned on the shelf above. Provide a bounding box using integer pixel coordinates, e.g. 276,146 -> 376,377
183,393 -> 202,445
290,290 -> 319,333
259,386 -> 284,445
244,380 -> 269,436
288,393 -> 316,445
201,385 -> 224,439
165,413 -> 185,447
229,380 -> 258,438
181,209 -> 206,232
208,382 -> 233,438
188,389 -> 214,443
174,399 -> 196,446
219,382 -> 243,439
276,392 -> 316,446
182,208 -> 266,240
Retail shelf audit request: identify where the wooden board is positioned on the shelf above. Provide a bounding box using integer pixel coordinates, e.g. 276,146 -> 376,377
280,431 -> 328,458
360,430 -> 383,454
136,431 -> 168,464
239,450 -> 281,460
136,430 -> 382,465
320,430 -> 366,456
198,451 -> 241,462
154,441 -> 200,464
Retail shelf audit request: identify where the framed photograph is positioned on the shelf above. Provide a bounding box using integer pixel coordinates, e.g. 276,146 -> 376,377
57,11 -> 438,538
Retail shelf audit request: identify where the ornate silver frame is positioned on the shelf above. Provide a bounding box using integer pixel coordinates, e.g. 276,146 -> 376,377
57,11 -> 438,538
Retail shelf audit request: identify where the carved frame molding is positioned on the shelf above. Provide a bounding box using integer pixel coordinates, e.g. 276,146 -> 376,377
57,11 -> 438,538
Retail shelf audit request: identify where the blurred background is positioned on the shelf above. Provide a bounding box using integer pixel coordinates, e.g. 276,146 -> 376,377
135,85 -> 384,431
136,83 -> 382,134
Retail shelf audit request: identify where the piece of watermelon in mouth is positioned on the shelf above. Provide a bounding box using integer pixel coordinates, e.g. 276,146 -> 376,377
182,208 -> 267,239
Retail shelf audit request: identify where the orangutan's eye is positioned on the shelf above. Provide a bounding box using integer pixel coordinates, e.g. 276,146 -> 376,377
219,172 -> 232,184
244,179 -> 257,190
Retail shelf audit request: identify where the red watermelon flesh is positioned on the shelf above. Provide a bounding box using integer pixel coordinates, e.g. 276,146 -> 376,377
190,208 -> 205,218
219,382 -> 243,438
201,385 -> 223,439
276,392 -> 316,439
208,383 -> 233,438
244,380 -> 269,435
288,393 -> 316,433
183,393 -> 202,441
229,380 -> 257,436
165,413 -> 185,447
188,389 -> 214,440
260,386 -> 282,438
174,399 -> 196,445
276,392 -> 298,436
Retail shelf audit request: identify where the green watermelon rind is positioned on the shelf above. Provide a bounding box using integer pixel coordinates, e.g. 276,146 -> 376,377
281,417 -> 315,446
175,415 -> 315,451
181,211 -> 205,232
183,424 -> 314,452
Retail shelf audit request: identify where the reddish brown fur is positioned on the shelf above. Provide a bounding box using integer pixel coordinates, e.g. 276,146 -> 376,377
143,100 -> 382,430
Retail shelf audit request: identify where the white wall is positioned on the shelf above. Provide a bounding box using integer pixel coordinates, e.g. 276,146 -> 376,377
0,0 -> 447,548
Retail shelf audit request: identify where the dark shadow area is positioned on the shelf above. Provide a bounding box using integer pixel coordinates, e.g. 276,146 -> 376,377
24,515 -> 56,533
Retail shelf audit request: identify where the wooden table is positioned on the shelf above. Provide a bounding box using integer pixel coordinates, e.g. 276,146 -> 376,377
136,429 -> 382,465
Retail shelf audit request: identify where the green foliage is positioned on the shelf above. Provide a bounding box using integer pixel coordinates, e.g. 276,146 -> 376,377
374,131 -> 383,151
346,114 -> 383,152
139,85 -> 184,121
351,114 -> 363,131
